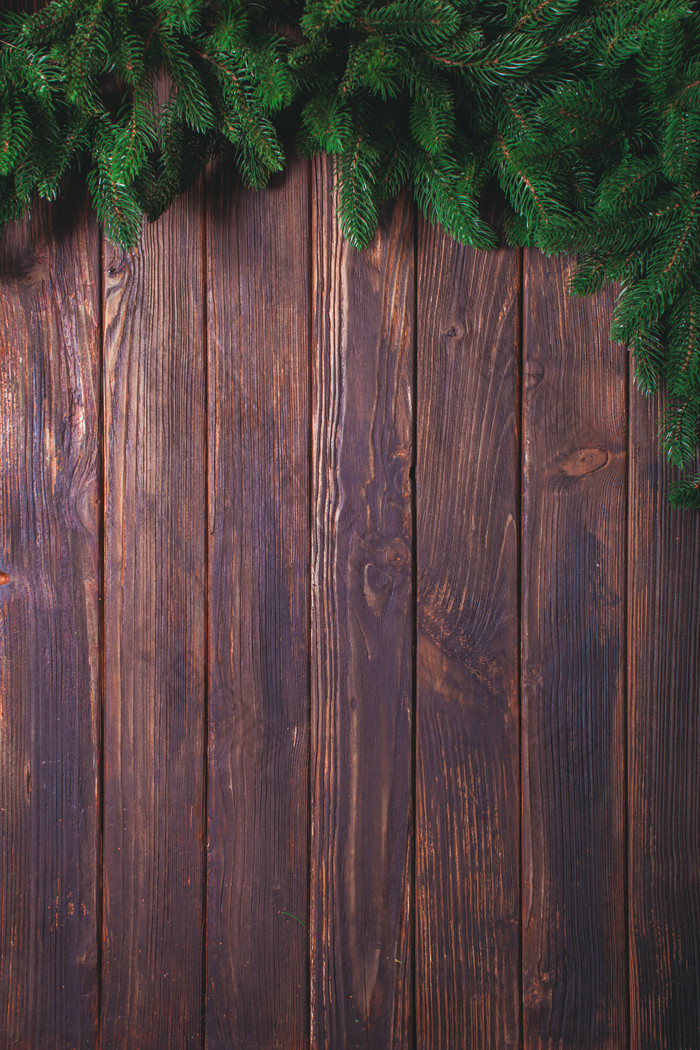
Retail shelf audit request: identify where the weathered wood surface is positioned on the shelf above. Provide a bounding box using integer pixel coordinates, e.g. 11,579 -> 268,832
101,185 -> 207,1048
205,156 -> 310,1050
415,222 -> 521,1050
522,253 -> 627,1050
310,157 -> 414,1050
1,169 -> 698,1050
628,386 -> 700,1050
0,189 -> 101,1050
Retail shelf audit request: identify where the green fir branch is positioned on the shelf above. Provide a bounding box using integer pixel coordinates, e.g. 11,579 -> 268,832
1,0 -> 700,507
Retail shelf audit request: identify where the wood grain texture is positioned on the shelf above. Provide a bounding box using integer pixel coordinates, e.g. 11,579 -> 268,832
4,164 -> 700,1050
205,156 -> 310,1050
0,192 -> 101,1049
628,388 -> 700,1050
522,252 -> 627,1049
415,222 -> 521,1050
101,189 -> 206,1049
310,155 -> 414,1050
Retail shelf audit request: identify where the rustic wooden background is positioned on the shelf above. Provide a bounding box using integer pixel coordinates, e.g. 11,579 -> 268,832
0,154 -> 698,1050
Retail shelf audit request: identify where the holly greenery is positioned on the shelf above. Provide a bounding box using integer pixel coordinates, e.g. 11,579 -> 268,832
2,0 -> 700,506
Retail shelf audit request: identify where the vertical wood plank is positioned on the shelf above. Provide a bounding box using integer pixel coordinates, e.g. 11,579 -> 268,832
628,392 -> 700,1050
101,188 -> 206,1048
415,226 -> 521,1050
522,253 -> 626,1049
0,194 -> 101,1049
205,156 -> 310,1049
310,155 -> 414,1050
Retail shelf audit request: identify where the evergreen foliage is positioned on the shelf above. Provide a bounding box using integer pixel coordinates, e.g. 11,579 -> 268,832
2,0 -> 700,506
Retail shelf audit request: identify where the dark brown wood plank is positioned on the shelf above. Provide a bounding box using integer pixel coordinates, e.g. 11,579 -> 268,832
522,253 -> 626,1049
415,224 -> 521,1050
205,156 -> 310,1049
310,155 -> 414,1050
101,189 -> 206,1048
0,191 -> 101,1048
628,390 -> 700,1050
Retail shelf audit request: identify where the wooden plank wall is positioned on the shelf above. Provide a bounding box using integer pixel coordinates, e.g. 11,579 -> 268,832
0,160 -> 699,1050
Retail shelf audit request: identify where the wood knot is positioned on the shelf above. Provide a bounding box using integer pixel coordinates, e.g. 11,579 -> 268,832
524,359 -> 545,393
105,253 -> 130,277
0,572 -> 10,586
560,447 -> 609,477
363,562 -> 392,617
384,538 -> 410,570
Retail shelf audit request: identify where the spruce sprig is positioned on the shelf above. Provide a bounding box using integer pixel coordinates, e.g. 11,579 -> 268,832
1,0 -> 700,506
